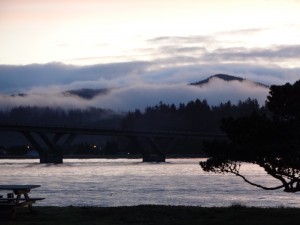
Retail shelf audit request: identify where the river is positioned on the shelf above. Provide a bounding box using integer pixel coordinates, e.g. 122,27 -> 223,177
0,158 -> 299,207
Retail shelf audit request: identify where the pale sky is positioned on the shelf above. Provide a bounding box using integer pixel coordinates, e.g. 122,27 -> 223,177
1,0 -> 300,66
0,0 -> 300,111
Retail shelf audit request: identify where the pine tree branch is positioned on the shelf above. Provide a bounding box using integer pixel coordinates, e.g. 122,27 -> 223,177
230,170 -> 286,191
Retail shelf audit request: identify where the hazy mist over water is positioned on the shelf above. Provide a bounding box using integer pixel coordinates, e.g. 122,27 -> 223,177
0,158 -> 299,207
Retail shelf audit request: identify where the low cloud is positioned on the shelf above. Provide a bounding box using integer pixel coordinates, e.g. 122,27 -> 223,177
217,28 -> 265,36
147,35 -> 213,44
204,45 -> 300,61
0,61 -> 149,93
0,59 -> 298,111
0,74 -> 269,112
0,92 -> 90,110
89,79 -> 269,111
1,32 -> 300,112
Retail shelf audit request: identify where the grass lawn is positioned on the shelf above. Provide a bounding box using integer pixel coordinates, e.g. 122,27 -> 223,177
1,205 -> 300,225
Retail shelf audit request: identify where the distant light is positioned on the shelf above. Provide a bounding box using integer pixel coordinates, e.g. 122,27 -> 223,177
93,145 -> 97,149
27,146 -> 30,149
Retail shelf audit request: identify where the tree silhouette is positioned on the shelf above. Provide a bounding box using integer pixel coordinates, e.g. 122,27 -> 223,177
200,80 -> 300,192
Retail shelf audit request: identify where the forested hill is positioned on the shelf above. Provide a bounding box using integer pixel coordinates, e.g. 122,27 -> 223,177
0,107 -> 123,128
0,98 -> 263,133
190,74 -> 269,88
121,98 -> 263,133
0,98 -> 264,155
63,88 -> 109,100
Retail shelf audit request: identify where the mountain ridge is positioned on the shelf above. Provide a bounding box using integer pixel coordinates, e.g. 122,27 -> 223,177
190,74 -> 269,88
63,88 -> 109,100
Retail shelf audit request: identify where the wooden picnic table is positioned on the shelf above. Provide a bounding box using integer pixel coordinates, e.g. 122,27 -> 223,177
0,185 -> 44,217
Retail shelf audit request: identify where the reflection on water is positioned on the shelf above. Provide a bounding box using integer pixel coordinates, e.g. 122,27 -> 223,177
0,158 -> 299,207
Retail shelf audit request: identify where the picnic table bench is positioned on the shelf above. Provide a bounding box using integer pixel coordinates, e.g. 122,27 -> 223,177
0,185 -> 44,218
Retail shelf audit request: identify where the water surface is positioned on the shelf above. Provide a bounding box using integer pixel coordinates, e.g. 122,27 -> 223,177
0,158 -> 299,207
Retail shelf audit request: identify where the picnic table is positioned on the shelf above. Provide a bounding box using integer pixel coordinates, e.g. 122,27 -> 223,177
0,185 -> 44,217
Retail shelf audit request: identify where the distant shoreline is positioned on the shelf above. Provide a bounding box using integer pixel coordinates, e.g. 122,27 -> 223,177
0,154 -> 205,160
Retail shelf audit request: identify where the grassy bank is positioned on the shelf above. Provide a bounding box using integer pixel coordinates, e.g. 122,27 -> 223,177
1,205 -> 300,225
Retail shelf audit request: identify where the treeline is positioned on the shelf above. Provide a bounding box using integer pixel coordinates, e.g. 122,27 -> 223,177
119,98 -> 263,155
0,98 -> 262,131
0,107 -> 123,154
0,98 -> 264,156
0,106 -> 123,127
121,98 -> 263,133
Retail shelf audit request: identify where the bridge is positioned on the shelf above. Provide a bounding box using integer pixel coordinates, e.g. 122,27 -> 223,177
0,124 -> 226,163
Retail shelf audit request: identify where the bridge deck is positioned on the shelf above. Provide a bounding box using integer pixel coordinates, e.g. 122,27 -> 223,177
0,124 -> 226,138
0,124 -> 227,163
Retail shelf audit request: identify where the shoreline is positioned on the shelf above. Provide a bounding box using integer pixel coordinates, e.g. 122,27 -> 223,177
0,154 -> 206,160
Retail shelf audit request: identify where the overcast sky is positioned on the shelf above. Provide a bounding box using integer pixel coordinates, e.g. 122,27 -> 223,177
0,0 -> 299,111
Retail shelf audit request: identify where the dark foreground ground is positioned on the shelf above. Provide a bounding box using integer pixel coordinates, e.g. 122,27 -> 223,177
1,205 -> 300,225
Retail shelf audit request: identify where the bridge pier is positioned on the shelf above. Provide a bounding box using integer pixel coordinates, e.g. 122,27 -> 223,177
129,136 -> 167,163
21,131 -> 63,164
142,154 -> 166,162
40,153 -> 63,164
0,124 -> 227,164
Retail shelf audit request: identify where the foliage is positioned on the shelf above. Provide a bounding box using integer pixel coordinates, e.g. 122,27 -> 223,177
121,98 -> 261,133
200,80 -> 300,192
0,98 -> 262,156
120,98 -> 261,155
0,106 -> 122,127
